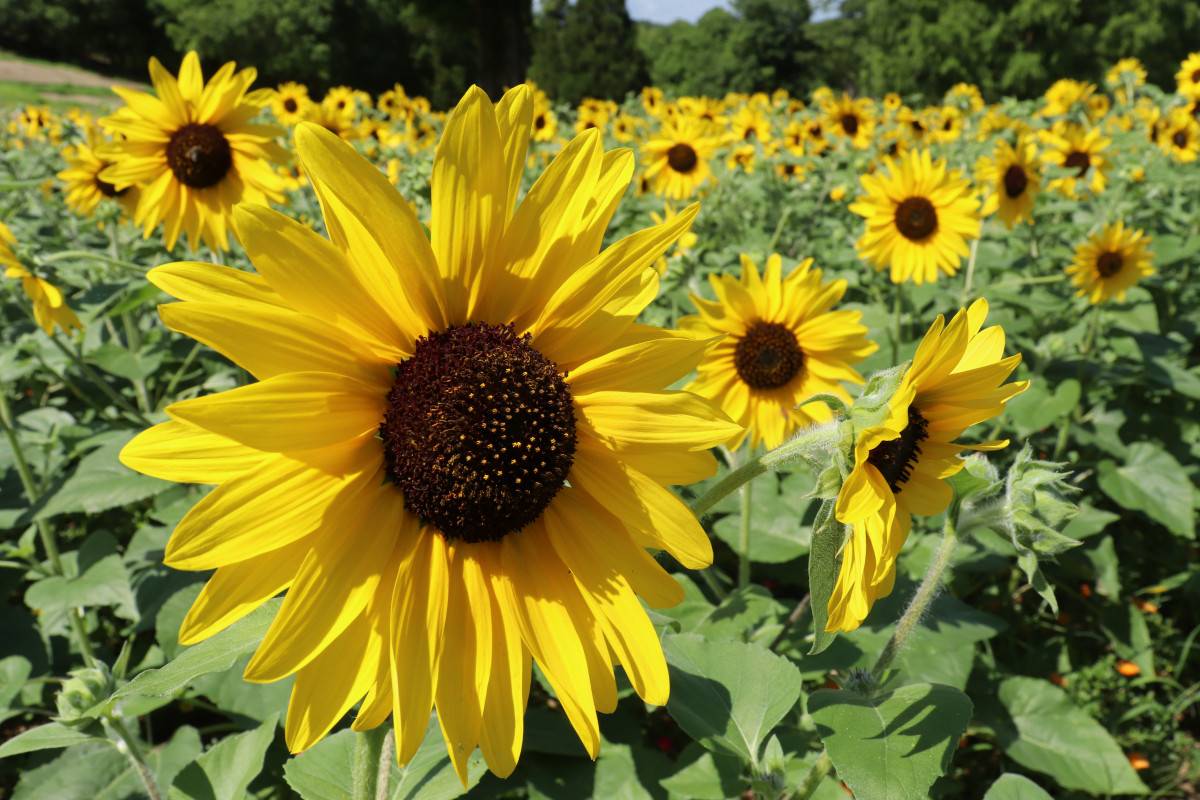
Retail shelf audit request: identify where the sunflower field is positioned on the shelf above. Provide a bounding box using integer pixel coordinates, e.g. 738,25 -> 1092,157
0,47 -> 1198,800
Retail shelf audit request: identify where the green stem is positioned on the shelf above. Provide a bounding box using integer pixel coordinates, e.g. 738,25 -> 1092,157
38,250 -> 147,274
0,177 -> 54,190
790,751 -> 833,800
871,507 -> 958,682
155,341 -> 202,409
47,333 -> 152,426
352,726 -> 388,800
119,313 -> 151,413
691,457 -> 770,517
109,717 -> 161,800
375,728 -> 395,800
890,281 -> 903,364
0,391 -> 98,668
1081,305 -> 1103,355
766,206 -> 792,255
737,468 -> 753,589
960,238 -> 979,306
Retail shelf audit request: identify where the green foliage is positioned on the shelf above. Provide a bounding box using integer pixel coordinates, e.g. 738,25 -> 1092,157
529,0 -> 648,103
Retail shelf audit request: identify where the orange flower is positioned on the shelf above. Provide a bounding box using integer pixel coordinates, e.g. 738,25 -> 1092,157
1115,660 -> 1141,677
1127,753 -> 1150,771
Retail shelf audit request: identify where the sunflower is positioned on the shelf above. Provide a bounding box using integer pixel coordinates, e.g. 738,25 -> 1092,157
1066,221 -> 1154,304
827,299 -> 1026,632
531,103 -> 557,143
1176,52 -> 1200,98
1040,78 -> 1096,117
945,83 -> 984,113
804,118 -> 830,155
1106,58 -> 1146,101
883,93 -> 903,113
649,204 -> 698,275
119,85 -> 738,782
642,117 -> 719,200
612,113 -> 641,143
57,127 -> 139,217
775,161 -> 805,182
975,136 -> 1040,229
782,121 -> 805,155
730,105 -> 772,144
272,82 -> 311,126
642,86 -> 665,117
3,223 -> 83,336
681,254 -> 876,450
824,94 -> 875,149
930,106 -> 964,143
1039,122 -> 1110,198
376,84 -> 410,119
726,144 -> 757,173
1158,109 -> 1200,163
849,149 -> 981,285
98,52 -> 286,252
680,97 -> 727,134
307,97 -> 360,141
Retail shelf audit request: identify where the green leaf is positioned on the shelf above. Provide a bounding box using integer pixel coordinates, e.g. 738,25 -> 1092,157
982,773 -> 1054,800
0,655 -> 32,716
25,531 -> 138,625
0,721 -> 103,758
656,584 -> 783,644
283,718 -> 485,800
806,500 -> 842,655
1097,442 -> 1195,539
662,633 -> 803,764
1003,378 -> 1080,435
106,599 -> 279,709
712,472 -> 814,563
169,714 -> 278,800
659,745 -> 744,800
809,683 -> 972,800
35,434 -> 171,519
594,740 -> 673,800
996,676 -> 1148,795
88,343 -> 164,382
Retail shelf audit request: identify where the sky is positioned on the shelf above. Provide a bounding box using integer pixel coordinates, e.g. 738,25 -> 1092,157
626,0 -> 839,24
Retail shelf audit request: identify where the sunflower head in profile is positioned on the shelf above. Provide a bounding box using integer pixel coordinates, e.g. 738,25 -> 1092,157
1039,121 -> 1110,198
271,82 -> 311,125
1158,109 -> 1200,163
1066,221 -> 1154,305
681,254 -> 876,450
828,299 -> 1026,632
120,85 -> 739,783
57,127 -> 139,218
642,117 -> 719,200
98,52 -> 286,253
1175,51 -> 1200,98
823,93 -> 875,149
975,135 -> 1041,229
849,149 -> 982,285
3,222 -> 83,336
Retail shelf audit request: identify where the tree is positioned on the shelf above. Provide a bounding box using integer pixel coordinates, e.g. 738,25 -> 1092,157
529,0 -> 650,104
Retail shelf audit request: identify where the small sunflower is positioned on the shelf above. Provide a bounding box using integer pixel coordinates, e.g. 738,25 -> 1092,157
849,149 -> 981,285
828,299 -> 1026,632
730,105 -> 772,144
782,121 -> 805,155
1106,58 -> 1146,100
272,82 -> 311,125
1175,52 -> 1200,98
642,118 -> 719,200
642,87 -> 665,117
775,161 -> 805,182
726,144 -> 757,173
1039,122 -> 1110,198
531,105 -> 557,142
3,223 -> 83,336
119,85 -> 738,782
308,97 -> 360,141
1158,109 -> 1200,163
681,254 -> 876,450
57,128 -> 139,217
824,94 -> 875,149
1066,221 -> 1154,304
98,52 -> 286,252
975,136 -> 1040,229
930,106 -> 964,143
883,93 -> 903,113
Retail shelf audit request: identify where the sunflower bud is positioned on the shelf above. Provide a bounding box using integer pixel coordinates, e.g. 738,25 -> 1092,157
55,663 -> 114,725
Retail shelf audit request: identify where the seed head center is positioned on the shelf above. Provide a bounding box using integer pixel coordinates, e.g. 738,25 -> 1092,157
866,406 -> 930,493
166,123 -> 233,189
894,196 -> 938,241
734,320 -> 804,390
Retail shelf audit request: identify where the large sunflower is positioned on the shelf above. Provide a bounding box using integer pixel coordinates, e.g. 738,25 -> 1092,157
850,149 -> 981,285
119,85 -> 738,782
828,299 -> 1026,632
57,127 -> 139,218
681,254 -> 876,450
1039,122 -> 1110,198
99,52 -> 286,252
975,135 -> 1041,229
1066,221 -> 1154,304
641,117 -> 719,200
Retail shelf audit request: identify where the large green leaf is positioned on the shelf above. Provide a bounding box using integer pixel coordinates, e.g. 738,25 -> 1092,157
1097,442 -> 1194,539
982,773 -> 1054,800
35,434 -> 171,519
662,634 -> 803,764
711,472 -> 814,563
169,715 -> 277,800
809,683 -> 972,800
0,721 -> 103,759
995,676 -> 1148,795
25,531 -> 138,627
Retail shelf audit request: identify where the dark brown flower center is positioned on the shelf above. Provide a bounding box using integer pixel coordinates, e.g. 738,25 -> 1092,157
667,142 -> 699,173
1193,69 -> 1200,84
1096,251 -> 1123,278
166,123 -> 233,189
1063,150 -> 1090,177
894,196 -> 938,241
1003,164 -> 1028,198
1172,130 -> 1188,148
734,320 -> 803,390
867,406 -> 929,493
534,113 -> 547,130
380,323 -> 576,543
283,98 -> 298,113
841,114 -> 859,135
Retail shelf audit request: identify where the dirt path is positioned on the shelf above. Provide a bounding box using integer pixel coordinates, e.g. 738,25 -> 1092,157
0,56 -> 143,90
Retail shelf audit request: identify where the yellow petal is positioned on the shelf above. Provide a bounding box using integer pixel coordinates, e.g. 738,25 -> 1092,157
148,261 -> 285,307
567,330 -> 712,395
494,84 -> 534,221
576,390 -> 739,454
120,419 -> 263,484
477,563 -> 529,778
285,612 -> 377,752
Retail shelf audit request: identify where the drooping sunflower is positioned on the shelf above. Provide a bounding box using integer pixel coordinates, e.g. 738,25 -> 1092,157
271,82 -> 311,126
119,85 -> 739,782
3,222 -> 83,336
1039,122 -> 1110,198
98,52 -> 286,252
642,117 -> 719,200
1066,221 -> 1154,304
824,93 -> 875,149
57,127 -> 139,217
827,299 -> 1026,632
1175,52 -> 1200,98
1158,109 -> 1200,163
681,254 -> 876,450
975,136 -> 1040,229
849,149 -> 982,285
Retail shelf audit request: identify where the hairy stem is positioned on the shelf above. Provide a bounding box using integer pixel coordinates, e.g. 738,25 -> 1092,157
737,466 -> 754,589
109,717 -> 161,800
789,751 -> 832,800
352,726 -> 388,800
